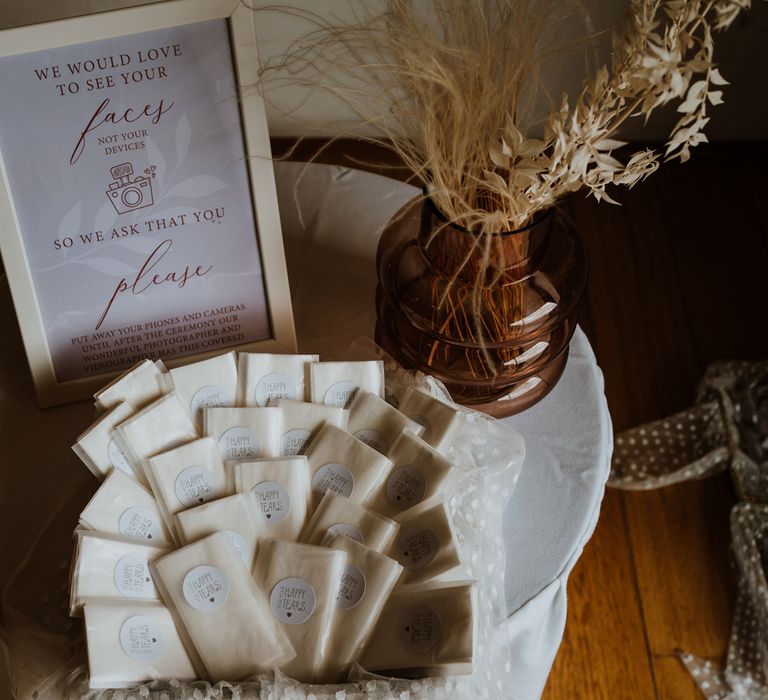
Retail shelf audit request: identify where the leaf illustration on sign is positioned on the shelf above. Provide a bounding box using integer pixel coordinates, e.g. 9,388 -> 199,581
166,176 -> 229,199
58,202 -> 82,239
94,201 -> 118,239
73,257 -> 138,276
175,114 -> 191,167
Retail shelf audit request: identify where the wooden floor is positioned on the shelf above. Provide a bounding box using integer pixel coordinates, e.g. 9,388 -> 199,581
544,143 -> 768,700
276,139 -> 768,699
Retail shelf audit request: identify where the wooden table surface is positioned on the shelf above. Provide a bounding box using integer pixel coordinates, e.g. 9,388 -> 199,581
273,138 -> 767,699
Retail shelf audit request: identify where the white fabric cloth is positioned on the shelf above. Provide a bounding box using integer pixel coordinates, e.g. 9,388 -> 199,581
273,162 -> 613,699
0,161 -> 609,700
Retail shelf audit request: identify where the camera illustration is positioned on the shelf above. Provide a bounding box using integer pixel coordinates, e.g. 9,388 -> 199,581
105,162 -> 154,215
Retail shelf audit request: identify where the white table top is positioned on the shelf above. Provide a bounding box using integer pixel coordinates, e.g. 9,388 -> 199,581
0,162 -> 611,700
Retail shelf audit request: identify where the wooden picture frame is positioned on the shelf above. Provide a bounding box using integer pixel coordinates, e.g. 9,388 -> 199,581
0,0 -> 296,407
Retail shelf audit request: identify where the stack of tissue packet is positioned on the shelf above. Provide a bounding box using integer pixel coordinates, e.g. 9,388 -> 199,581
70,351 -> 472,689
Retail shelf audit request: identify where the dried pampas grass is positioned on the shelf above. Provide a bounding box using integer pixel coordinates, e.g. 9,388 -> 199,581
259,0 -> 750,231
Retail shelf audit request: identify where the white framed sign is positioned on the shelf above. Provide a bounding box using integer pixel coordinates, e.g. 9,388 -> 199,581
0,0 -> 297,407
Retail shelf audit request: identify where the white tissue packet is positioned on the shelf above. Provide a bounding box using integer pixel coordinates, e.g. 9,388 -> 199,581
272,399 -> 349,456
253,539 -> 346,684
360,581 -> 475,676
300,492 -> 398,553
396,387 -> 463,453
84,601 -> 198,689
367,431 -> 455,517
346,389 -> 424,454
72,402 -> 135,480
151,532 -> 295,682
94,359 -> 169,412
304,424 -> 392,508
175,494 -> 260,569
309,360 -> 385,408
230,457 -> 311,541
79,469 -> 172,545
169,352 -> 238,428
391,499 -> 462,584
70,531 -> 171,616
238,353 -> 319,406
144,437 -> 228,539
322,534 -> 403,682
203,407 -> 281,461
112,393 -> 198,485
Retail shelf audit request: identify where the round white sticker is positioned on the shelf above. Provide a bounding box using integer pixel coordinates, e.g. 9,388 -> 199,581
311,463 -> 355,498
281,429 -> 312,456
327,523 -> 364,544
183,565 -> 230,611
399,605 -> 442,653
108,439 -> 134,476
218,427 -> 261,460
323,380 -> 358,408
353,428 -> 388,453
270,577 -> 316,624
119,615 -> 163,662
114,553 -> 156,598
397,526 -> 439,570
386,465 -> 427,510
251,481 -> 291,524
118,506 -> 164,542
222,530 -> 251,567
336,564 -> 366,610
255,372 -> 298,406
190,385 -> 234,426
174,466 -> 221,507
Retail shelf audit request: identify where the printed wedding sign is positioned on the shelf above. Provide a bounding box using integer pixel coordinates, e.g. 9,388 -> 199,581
0,19 -> 272,383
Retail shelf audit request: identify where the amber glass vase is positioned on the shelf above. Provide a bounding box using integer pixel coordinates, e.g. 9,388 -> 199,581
375,197 -> 587,416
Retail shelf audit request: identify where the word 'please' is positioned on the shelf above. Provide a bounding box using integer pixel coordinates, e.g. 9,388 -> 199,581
96,239 -> 211,330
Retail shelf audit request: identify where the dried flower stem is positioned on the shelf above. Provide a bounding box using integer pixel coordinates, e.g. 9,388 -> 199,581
260,0 -> 750,380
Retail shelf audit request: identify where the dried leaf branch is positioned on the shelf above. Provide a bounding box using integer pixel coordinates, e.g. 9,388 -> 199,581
259,0 -> 750,230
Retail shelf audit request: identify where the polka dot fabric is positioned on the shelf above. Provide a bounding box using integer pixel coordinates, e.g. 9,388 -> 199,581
610,360 -> 768,698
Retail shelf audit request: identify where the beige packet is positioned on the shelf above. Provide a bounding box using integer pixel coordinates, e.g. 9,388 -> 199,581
359,581 -> 475,676
151,532 -> 295,682
309,360 -> 385,408
346,389 -> 424,454
72,401 -> 135,480
94,359 -> 169,412
391,499 -> 462,584
70,531 -> 171,616
366,431 -> 454,517
84,601 -> 198,689
322,534 -> 403,682
396,387 -> 463,453
301,492 -> 398,553
169,352 -> 238,429
112,393 -> 198,485
253,539 -> 347,684
304,423 -> 392,507
238,352 -> 319,406
144,437 -> 229,540
175,494 -> 260,569
204,406 -> 281,461
230,457 -> 311,541
272,399 -> 349,455
79,469 -> 172,545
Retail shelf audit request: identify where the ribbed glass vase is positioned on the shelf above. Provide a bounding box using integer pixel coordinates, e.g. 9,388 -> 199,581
375,197 -> 587,417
